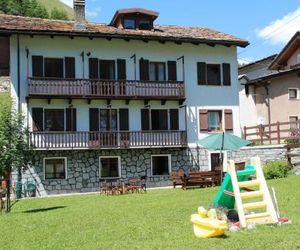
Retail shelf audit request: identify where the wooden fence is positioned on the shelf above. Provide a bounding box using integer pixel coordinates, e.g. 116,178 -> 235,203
243,120 -> 300,145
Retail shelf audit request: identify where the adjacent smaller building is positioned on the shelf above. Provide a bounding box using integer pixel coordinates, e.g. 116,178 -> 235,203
239,32 -> 300,135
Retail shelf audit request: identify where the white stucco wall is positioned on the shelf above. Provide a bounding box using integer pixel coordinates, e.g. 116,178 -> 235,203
10,34 -> 241,146
238,78 -> 257,131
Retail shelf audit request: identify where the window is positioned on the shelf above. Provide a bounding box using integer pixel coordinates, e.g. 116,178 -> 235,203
100,157 -> 120,178
141,109 -> 179,131
32,56 -> 75,78
44,58 -> 64,78
210,153 -> 224,171
208,111 -> 222,132
151,155 -> 171,175
197,62 -> 231,86
99,60 -> 115,80
199,109 -> 232,133
32,108 -> 76,132
151,110 -> 168,130
139,19 -> 151,30
207,64 -> 221,85
209,151 -> 227,171
149,62 -> 166,81
289,116 -> 298,129
44,109 -> 64,131
288,88 -> 298,99
124,19 -> 135,29
0,36 -> 10,76
44,158 -> 67,180
99,109 -> 117,131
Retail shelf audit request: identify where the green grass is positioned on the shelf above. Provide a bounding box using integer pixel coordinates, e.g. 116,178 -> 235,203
1,175 -> 300,250
37,0 -> 73,19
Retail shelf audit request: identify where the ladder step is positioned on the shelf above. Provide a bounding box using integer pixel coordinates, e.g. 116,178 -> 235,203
240,190 -> 263,199
245,212 -> 271,220
238,180 -> 260,188
243,201 -> 267,210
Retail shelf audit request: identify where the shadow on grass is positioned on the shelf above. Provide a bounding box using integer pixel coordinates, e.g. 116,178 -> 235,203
23,206 -> 66,213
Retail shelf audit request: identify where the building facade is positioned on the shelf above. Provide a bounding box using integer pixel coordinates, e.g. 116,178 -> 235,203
239,32 -> 300,140
0,2 -> 248,195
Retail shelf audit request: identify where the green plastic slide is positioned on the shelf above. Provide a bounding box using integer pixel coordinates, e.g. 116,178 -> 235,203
213,165 -> 256,209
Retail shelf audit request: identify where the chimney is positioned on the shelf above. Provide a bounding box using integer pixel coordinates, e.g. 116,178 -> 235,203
74,0 -> 86,30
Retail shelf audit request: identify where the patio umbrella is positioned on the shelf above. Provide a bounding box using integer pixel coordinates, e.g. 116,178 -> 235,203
196,132 -> 251,183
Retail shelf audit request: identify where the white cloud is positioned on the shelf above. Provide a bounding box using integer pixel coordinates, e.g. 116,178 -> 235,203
257,7 -> 300,45
60,0 -> 73,8
86,7 -> 101,18
238,57 -> 255,65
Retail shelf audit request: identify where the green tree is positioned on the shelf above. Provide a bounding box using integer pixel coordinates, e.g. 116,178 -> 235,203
0,0 -> 49,19
50,7 -> 69,20
0,99 -> 33,213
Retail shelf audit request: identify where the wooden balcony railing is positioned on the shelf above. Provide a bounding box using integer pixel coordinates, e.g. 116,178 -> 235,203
29,131 -> 187,149
244,120 -> 300,145
28,78 -> 185,99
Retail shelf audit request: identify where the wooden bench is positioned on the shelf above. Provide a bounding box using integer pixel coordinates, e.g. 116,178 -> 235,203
170,171 -> 185,188
182,171 -> 222,190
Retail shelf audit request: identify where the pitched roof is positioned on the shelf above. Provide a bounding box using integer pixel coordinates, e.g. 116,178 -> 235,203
269,32 -> 300,70
239,54 -> 277,70
110,8 -> 159,25
247,67 -> 300,85
0,14 -> 249,47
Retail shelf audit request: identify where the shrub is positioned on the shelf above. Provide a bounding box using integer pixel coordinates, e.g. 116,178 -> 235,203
263,160 -> 291,180
285,138 -> 300,145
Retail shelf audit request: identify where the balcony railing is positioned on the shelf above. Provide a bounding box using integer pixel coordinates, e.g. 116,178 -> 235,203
29,131 -> 187,150
28,78 -> 185,100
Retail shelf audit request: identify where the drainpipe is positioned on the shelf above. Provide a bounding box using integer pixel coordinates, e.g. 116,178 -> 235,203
17,34 -> 21,111
263,85 -> 271,125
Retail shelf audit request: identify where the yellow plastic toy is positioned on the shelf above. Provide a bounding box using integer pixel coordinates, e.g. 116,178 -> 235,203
191,207 -> 228,238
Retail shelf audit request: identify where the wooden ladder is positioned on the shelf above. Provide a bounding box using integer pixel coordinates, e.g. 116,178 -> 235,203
228,157 -> 279,228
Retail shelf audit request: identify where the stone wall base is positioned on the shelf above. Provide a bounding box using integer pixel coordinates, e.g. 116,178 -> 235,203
19,145 -> 288,196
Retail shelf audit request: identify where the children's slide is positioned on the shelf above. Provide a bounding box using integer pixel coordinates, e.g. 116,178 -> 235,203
213,165 -> 256,209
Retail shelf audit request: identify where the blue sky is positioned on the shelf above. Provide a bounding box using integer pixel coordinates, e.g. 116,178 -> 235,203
62,0 -> 300,63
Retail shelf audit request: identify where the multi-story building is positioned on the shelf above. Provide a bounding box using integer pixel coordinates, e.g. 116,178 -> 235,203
239,32 -> 300,141
0,1 -> 248,195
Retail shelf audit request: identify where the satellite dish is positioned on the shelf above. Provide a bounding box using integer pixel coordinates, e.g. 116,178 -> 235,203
257,117 -> 265,125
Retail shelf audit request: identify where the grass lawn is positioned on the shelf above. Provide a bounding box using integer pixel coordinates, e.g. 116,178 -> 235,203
1,175 -> 299,250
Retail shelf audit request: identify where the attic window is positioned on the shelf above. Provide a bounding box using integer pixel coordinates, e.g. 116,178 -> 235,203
139,20 -> 151,30
124,19 -> 135,29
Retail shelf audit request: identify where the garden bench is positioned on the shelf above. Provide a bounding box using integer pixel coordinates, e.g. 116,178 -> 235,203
182,171 -> 221,190
170,171 -> 185,188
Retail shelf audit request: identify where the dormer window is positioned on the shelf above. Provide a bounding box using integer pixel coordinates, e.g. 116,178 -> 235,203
110,8 -> 159,30
124,18 -> 135,29
139,19 -> 151,30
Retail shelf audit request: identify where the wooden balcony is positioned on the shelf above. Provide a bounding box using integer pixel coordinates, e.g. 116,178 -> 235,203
29,131 -> 187,150
27,78 -> 185,102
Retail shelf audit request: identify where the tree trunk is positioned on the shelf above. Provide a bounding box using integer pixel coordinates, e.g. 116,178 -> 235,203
5,176 -> 11,213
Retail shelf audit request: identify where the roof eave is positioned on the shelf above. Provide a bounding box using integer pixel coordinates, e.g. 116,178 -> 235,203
268,31 -> 300,70
247,67 -> 300,85
0,29 -> 249,47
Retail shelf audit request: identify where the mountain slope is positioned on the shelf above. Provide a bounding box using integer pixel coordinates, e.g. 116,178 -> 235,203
36,0 -> 73,19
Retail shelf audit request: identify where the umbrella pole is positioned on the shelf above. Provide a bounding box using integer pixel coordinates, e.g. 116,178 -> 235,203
219,132 -> 225,185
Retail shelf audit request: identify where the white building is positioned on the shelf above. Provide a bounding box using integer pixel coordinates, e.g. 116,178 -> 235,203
0,2 -> 248,195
